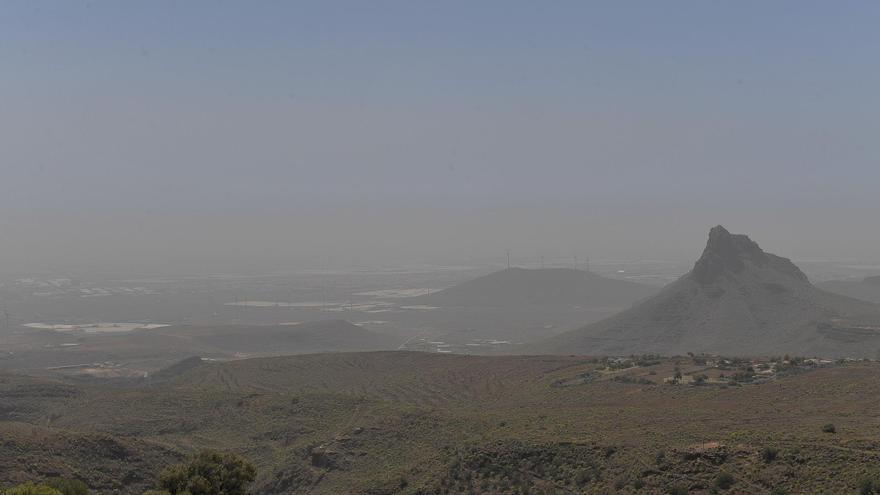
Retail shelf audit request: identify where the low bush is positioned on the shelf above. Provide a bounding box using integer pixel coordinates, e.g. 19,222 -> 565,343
669,483 -> 688,495
715,471 -> 735,490
761,446 -> 779,463
157,450 -> 256,495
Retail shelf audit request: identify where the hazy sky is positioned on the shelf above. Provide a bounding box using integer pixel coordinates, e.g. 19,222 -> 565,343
2,1 -> 879,274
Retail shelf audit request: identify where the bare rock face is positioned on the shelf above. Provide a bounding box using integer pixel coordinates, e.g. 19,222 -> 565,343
692,225 -> 808,285
692,226 -> 752,283
533,226 -> 880,358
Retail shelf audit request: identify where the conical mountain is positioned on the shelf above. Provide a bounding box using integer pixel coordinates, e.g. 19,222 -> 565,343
532,226 -> 880,357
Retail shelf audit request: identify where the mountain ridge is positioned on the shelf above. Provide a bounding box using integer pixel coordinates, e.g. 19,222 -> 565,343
530,226 -> 880,358
819,275 -> 880,304
407,267 -> 659,308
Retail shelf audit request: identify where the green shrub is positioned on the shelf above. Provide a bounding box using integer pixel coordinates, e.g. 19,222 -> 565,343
761,446 -> 779,463
730,371 -> 754,383
669,483 -> 688,495
158,450 -> 256,495
44,479 -> 88,495
822,423 -> 836,433
574,468 -> 592,485
715,471 -> 735,490
3,483 -> 62,495
859,475 -> 878,495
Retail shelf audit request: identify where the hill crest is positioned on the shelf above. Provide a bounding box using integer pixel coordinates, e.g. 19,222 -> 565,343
408,267 -> 658,308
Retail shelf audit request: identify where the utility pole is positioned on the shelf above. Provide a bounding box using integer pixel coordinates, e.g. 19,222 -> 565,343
507,250 -> 510,270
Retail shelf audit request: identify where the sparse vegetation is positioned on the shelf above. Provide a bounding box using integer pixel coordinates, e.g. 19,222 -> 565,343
436,442 -> 606,494
731,369 -> 755,383
613,375 -> 653,385
2,353 -> 880,494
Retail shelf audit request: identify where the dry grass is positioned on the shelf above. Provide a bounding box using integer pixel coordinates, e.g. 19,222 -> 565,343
3,352 -> 880,493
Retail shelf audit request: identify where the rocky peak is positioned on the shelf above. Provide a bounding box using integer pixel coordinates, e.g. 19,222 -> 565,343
691,226 -> 806,285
